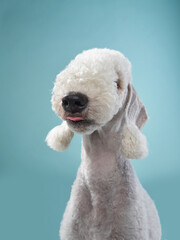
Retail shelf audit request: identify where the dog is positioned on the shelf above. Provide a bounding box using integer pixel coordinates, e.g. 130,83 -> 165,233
46,48 -> 161,240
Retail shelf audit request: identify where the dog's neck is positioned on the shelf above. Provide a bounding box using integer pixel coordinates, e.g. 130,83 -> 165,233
81,106 -> 133,181
82,107 -> 124,155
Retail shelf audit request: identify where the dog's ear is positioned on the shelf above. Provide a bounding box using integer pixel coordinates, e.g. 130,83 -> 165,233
121,84 -> 149,159
45,121 -> 74,151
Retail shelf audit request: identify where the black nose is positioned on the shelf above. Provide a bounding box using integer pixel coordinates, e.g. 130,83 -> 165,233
62,92 -> 88,113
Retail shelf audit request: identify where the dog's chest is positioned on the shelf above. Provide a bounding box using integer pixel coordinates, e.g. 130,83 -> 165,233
79,146 -> 141,238
77,167 -> 139,240
80,156 -> 137,215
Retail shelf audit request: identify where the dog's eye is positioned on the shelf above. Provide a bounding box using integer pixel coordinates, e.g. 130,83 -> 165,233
115,80 -> 120,89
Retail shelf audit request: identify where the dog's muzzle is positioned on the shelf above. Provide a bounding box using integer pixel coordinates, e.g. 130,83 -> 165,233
62,92 -> 88,114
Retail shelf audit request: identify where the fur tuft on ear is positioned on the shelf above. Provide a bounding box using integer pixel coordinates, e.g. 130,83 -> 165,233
121,84 -> 149,159
45,121 -> 74,151
121,123 -> 148,159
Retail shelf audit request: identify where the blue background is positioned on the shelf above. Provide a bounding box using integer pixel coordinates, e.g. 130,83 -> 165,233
0,0 -> 179,239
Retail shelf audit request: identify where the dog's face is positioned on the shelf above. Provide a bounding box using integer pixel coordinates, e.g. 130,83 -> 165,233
51,49 -> 132,134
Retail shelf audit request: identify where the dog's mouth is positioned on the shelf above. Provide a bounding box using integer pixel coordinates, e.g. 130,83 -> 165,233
67,116 -> 85,122
67,118 -> 92,125
65,114 -> 95,127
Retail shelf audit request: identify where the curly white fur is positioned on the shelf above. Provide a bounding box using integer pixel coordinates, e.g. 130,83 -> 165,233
46,121 -> 73,151
121,123 -> 148,159
51,49 -> 131,129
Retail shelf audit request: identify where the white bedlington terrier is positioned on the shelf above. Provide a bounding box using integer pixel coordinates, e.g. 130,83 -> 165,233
46,48 -> 161,240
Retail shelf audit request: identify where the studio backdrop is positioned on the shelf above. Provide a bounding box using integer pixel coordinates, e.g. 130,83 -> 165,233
0,0 -> 179,239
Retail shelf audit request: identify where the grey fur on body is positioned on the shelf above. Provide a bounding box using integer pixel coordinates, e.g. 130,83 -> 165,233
60,98 -> 161,240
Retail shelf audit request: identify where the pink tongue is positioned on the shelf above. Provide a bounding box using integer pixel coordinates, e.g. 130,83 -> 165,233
67,116 -> 84,121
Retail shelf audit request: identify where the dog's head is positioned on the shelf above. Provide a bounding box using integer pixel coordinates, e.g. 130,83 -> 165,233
46,48 -> 148,159
52,48 -> 131,134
